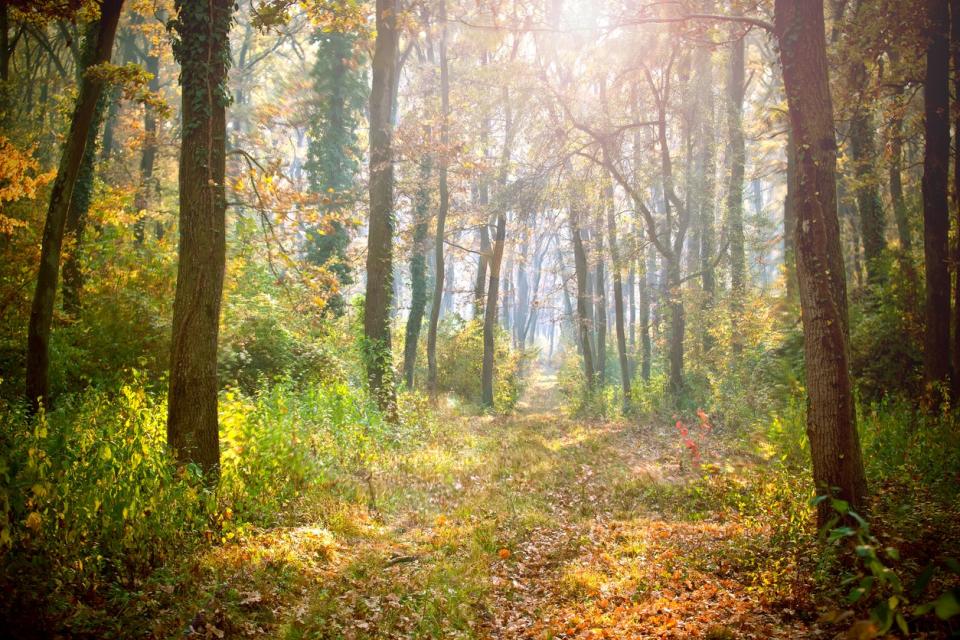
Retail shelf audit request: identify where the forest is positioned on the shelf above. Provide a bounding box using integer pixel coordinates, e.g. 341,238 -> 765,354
1,0 -> 959,637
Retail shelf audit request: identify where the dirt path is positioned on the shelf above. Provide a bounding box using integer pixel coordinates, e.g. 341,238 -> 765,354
165,375 -> 821,639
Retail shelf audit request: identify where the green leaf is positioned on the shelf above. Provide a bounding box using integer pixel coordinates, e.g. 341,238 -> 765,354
895,612 -> 908,635
831,498 -> 850,514
933,590 -> 960,620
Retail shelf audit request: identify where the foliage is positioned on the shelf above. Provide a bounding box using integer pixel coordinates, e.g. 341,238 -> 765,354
0,372 -> 415,634
431,317 -> 526,412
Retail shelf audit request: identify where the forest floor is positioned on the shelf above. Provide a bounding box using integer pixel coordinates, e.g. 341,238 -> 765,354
150,373 -> 830,639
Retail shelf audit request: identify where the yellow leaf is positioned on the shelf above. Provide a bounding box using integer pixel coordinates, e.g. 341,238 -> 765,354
25,512 -> 42,532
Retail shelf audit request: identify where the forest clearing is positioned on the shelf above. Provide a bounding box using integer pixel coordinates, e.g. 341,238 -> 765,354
2,0 -> 960,637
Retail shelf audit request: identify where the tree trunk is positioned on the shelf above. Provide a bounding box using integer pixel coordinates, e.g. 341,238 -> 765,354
888,90 -> 911,254
727,32 -> 746,301
640,236 -> 652,381
922,0 -> 952,396
570,201 -> 595,388
482,211 -> 506,408
951,0 -> 960,398
363,0 -> 400,417
775,0 -> 868,525
134,46 -> 161,244
606,181 -> 631,411
426,0 -> 449,397
62,22 -> 110,317
25,0 -> 123,411
166,0 -> 234,474
403,150 -> 431,389
594,208 -> 607,385
849,97 -> 887,285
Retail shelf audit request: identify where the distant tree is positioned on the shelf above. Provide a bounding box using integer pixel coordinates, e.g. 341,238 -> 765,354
305,30 -> 367,316
166,0 -> 235,474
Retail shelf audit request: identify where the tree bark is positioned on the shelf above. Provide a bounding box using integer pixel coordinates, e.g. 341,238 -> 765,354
594,207 -> 607,385
775,0 -> 868,525
166,0 -> 234,474
570,198 -> 595,388
481,209 -> 506,408
922,0 -> 952,396
403,150 -> 431,389
134,45 -> 161,243
727,32 -> 746,301
606,180 -> 632,411
25,0 -> 123,411
426,0 -> 449,397
363,0 -> 400,417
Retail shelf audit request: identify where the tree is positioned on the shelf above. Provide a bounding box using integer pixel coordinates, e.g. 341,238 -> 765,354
426,0 -> 449,396
166,0 -> 235,474
774,0 -> 868,524
403,144 -> 431,389
726,30 -> 746,303
25,0 -> 123,411
364,0 -> 400,416
305,30 -> 366,315
921,0 -> 951,398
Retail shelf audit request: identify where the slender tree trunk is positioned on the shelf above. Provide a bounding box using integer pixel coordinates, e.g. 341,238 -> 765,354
849,94 -> 887,285
694,28 -> 717,349
363,0 -> 400,417
62,23 -> 111,316
482,85 -> 512,407
922,0 -> 952,396
482,211 -> 506,407
570,201 -> 595,388
606,181 -> 631,411
888,90 -> 911,254
775,0 -> 868,525
403,150 -> 431,388
166,0 -> 233,474
727,32 -> 746,301
25,1 -> 123,410
640,236 -> 652,381
426,1 -> 449,396
594,208 -> 607,385
134,47 -> 160,244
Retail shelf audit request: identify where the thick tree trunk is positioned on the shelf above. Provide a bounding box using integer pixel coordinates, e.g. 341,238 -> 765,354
403,151 -> 431,389
922,0 -> 952,396
166,0 -> 234,474
25,1 -> 123,411
363,0 -> 400,417
951,0 -> 960,398
426,1 -> 449,396
775,0 -> 868,525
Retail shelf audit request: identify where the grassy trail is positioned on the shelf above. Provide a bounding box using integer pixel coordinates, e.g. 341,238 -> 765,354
160,373 -> 818,639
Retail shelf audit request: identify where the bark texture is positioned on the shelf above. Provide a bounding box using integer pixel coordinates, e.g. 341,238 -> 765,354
775,0 -> 868,525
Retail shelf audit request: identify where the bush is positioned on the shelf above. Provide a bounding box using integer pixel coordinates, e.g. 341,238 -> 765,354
432,317 -> 526,412
0,373 -> 414,634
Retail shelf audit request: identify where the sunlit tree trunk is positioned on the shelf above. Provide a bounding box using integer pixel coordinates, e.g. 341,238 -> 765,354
726,31 -> 746,333
482,209 -> 506,408
606,179 -> 631,411
426,0 -> 449,397
775,0 -> 868,525
25,0 -> 123,411
403,149 -> 431,389
134,46 -> 160,243
166,0 -> 234,474
363,0 -> 400,417
594,206 -> 607,385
